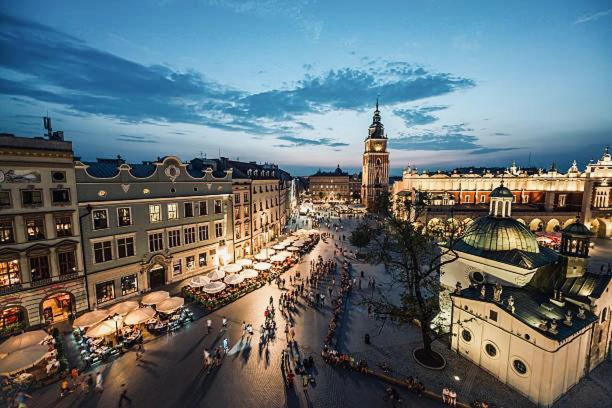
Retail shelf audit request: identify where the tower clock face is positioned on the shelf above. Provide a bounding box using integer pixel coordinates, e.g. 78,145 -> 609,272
374,142 -> 383,152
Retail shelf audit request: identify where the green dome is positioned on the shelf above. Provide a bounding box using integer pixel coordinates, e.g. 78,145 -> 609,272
490,185 -> 514,198
461,216 -> 540,253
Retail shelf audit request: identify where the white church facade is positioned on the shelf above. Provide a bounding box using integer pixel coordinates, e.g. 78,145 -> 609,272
440,184 -> 612,407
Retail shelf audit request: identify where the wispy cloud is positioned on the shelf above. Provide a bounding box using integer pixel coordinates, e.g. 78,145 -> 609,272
574,8 -> 612,24
390,125 -> 513,155
0,12 -> 475,139
116,134 -> 159,144
393,105 -> 447,127
275,135 -> 349,148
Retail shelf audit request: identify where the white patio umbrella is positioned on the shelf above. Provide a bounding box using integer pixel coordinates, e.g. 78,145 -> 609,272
254,253 -> 269,261
287,246 -> 300,251
272,244 -> 287,250
254,262 -> 272,271
108,301 -> 139,316
307,229 -> 319,234
124,307 -> 156,325
293,241 -> 305,247
87,319 -> 123,338
0,344 -> 48,375
207,269 -> 226,281
236,259 -> 253,267
293,229 -> 308,235
270,254 -> 287,263
141,291 -> 170,305
0,330 -> 47,354
277,250 -> 293,258
202,281 -> 226,294
280,240 -> 293,246
285,236 -> 297,242
74,310 -> 109,328
188,275 -> 211,288
224,274 -> 245,285
223,263 -> 242,274
156,297 -> 185,314
239,269 -> 258,279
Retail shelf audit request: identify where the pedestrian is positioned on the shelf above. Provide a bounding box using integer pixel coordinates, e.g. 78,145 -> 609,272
222,316 -> 228,330
203,348 -> 210,370
95,371 -> 103,393
223,337 -> 230,353
118,388 -> 132,407
70,367 -> 79,388
269,296 -> 273,305
59,378 -> 70,397
14,391 -> 32,408
207,318 -> 212,333
135,343 -> 144,361
358,278 -> 362,289
86,374 -> 94,393
241,321 -> 247,337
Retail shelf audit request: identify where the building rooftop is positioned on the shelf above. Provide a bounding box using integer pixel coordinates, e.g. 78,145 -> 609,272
309,165 -> 348,178
454,283 -> 597,341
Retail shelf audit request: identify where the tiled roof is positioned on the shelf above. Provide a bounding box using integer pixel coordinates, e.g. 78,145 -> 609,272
560,272 -> 611,301
454,284 -> 597,341
82,161 -> 120,178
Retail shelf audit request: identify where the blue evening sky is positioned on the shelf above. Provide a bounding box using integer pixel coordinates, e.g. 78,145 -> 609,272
0,0 -> 611,175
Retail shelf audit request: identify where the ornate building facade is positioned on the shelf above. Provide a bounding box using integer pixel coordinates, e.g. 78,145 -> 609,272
361,101 -> 390,210
0,134 -> 88,334
392,148 -> 612,237
75,156 -> 235,308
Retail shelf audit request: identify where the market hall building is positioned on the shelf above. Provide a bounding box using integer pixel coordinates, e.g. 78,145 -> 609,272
392,148 -> 612,237
0,133 -> 88,335
75,156 -> 235,309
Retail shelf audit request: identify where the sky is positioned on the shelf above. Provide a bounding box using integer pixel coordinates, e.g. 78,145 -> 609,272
0,0 -> 611,176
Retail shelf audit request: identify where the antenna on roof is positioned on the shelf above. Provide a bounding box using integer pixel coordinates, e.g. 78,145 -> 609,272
43,115 -> 52,138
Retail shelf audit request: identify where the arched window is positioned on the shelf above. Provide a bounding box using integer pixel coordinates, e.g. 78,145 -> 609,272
376,158 -> 382,166
602,307 -> 608,323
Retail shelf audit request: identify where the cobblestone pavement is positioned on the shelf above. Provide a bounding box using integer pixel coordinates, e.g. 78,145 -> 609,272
29,217 -> 442,408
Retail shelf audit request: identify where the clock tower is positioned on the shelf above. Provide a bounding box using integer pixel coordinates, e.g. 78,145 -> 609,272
361,99 -> 389,210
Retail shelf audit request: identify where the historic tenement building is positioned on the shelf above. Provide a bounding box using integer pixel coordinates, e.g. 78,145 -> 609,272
361,101 -> 390,210
307,166 -> 351,203
392,148 -> 612,237
442,185 -> 612,407
75,156 -> 234,308
213,158 -> 291,256
0,134 -> 87,335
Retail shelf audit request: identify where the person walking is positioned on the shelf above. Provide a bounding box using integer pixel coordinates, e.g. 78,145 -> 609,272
241,321 -> 247,337
135,343 -> 144,361
222,316 -> 228,331
223,337 -> 230,353
118,388 -> 133,407
207,318 -> 212,334
95,372 -> 103,393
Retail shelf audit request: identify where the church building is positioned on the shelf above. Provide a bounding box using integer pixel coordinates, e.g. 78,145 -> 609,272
441,183 -> 612,407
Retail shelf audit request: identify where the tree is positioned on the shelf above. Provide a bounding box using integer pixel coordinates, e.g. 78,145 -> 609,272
351,192 -> 461,367
349,224 -> 370,257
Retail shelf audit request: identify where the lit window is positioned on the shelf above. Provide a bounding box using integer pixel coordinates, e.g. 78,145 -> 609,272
25,218 -> 45,241
92,209 -> 109,230
149,205 -> 162,223
96,281 -> 115,304
118,208 -> 132,226
167,203 -> 178,220
121,275 -> 138,296
55,216 -> 72,237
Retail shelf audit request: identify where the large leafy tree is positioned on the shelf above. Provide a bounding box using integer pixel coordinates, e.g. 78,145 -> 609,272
352,192 -> 461,365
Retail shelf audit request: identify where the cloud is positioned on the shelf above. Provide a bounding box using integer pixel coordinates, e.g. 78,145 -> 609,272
492,132 -> 510,136
205,0 -> 323,39
390,125 -> 513,154
393,105 -> 447,127
275,135 -> 349,148
0,12 -> 475,138
115,134 -> 159,144
302,63 -> 313,71
574,8 -> 612,24
469,147 -> 516,155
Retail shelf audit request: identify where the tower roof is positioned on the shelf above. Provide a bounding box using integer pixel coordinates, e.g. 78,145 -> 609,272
561,218 -> 593,238
490,182 -> 513,198
367,98 -> 386,140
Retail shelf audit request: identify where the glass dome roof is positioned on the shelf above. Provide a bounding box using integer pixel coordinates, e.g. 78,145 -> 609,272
460,216 -> 540,253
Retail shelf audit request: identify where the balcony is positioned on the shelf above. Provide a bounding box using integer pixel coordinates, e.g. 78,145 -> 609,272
59,272 -> 79,282
0,284 -> 22,295
31,277 -> 52,287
